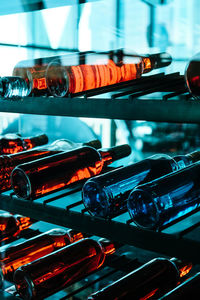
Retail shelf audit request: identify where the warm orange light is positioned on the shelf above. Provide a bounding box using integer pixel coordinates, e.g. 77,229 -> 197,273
179,263 -> 193,278
139,288 -> 159,300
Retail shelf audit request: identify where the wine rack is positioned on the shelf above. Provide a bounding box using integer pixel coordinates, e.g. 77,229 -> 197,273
0,72 -> 198,123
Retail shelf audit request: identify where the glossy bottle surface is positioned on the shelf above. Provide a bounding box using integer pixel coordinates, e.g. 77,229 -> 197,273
128,162 -> 200,230
11,145 -> 131,200
0,228 -> 83,284
0,133 -> 48,154
46,52 -> 172,97
82,151 -> 199,219
160,272 -> 200,299
88,258 -> 183,300
0,211 -> 32,244
14,238 -> 115,300
0,138 -> 101,192
12,52 -> 171,97
185,52 -> 200,100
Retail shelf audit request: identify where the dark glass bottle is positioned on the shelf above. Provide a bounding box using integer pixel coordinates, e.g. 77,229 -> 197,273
127,161 -> 200,230
82,151 -> 200,218
11,144 -> 131,200
160,272 -> 200,299
88,257 -> 192,300
185,52 -> 200,100
0,138 -> 101,193
13,238 -> 115,300
0,228 -> 84,284
0,210 -> 33,244
13,52 -> 171,97
0,133 -> 48,154
0,76 -> 31,98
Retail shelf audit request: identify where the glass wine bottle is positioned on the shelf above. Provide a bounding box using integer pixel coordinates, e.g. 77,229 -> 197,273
127,161 -> 200,230
0,228 -> 84,284
185,52 -> 200,100
88,257 -> 192,300
0,76 -> 31,98
13,238 -> 115,300
0,210 -> 33,244
0,133 -> 48,154
11,144 -> 131,200
82,151 -> 200,218
0,138 -> 101,193
160,272 -> 200,299
12,51 -> 172,97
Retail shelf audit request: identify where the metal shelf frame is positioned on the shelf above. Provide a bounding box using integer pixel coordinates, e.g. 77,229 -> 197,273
0,97 -> 200,123
1,190 -> 200,265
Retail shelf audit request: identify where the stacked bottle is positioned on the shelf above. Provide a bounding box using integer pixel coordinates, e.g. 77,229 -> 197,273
11,144 -> 131,200
82,151 -> 200,218
0,210 -> 33,244
88,257 -> 192,300
127,161 -> 200,230
13,238 -> 115,299
0,138 -> 101,192
0,228 -> 84,284
12,51 -> 172,97
0,133 -> 48,154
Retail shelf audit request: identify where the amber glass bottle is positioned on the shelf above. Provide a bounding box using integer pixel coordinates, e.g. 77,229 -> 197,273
0,138 -> 101,193
0,133 -> 48,154
88,257 -> 192,300
13,52 -> 172,97
14,238 -> 115,300
0,228 -> 84,284
11,144 -> 131,200
0,210 -> 33,244
185,52 -> 200,100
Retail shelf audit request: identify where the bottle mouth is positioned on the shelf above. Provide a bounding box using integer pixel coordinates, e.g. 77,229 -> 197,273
14,269 -> 34,300
127,188 -> 159,230
82,180 -> 110,218
11,168 -> 31,200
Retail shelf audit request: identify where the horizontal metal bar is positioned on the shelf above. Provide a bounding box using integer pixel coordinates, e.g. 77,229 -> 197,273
0,97 -> 199,123
1,194 -> 200,264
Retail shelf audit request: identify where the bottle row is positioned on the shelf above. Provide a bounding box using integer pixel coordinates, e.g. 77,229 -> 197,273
0,210 -> 195,300
0,50 -> 199,100
1,132 -> 200,230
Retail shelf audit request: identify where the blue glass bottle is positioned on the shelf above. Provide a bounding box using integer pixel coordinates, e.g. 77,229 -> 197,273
127,161 -> 200,230
82,151 -> 200,218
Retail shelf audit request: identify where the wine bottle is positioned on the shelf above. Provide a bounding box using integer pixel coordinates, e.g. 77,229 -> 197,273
11,144 -> 131,200
0,138 -> 101,193
46,52 -> 172,96
13,238 -> 115,300
127,161 -> 200,230
185,52 -> 200,100
0,210 -> 33,244
82,151 -> 200,218
160,272 -> 200,299
0,133 -> 48,154
88,257 -> 192,300
0,228 -> 84,284
0,76 -> 31,98
13,51 -> 172,97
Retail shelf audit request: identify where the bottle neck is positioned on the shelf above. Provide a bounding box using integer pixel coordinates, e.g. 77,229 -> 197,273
170,258 -> 192,278
24,134 -> 48,149
173,151 -> 200,170
98,238 -> 115,256
142,52 -> 172,74
67,229 -> 84,243
15,215 -> 33,231
98,144 -> 131,167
